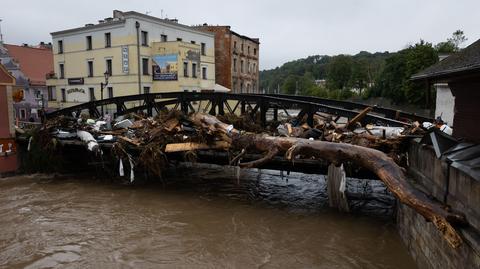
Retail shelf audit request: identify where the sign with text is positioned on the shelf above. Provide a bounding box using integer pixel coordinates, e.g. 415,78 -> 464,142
152,54 -> 178,81
68,77 -> 84,85
122,46 -> 129,73
66,88 -> 85,94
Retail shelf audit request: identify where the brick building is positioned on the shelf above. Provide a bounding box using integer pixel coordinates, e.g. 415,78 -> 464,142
195,25 -> 260,93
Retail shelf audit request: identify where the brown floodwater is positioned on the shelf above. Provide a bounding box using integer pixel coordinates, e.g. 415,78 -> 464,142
0,165 -> 416,269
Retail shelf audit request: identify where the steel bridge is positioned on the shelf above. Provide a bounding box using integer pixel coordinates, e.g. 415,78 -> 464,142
46,92 -> 430,127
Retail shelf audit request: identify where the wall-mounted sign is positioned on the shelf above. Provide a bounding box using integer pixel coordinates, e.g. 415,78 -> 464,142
122,45 -> 129,73
66,88 -> 85,94
186,50 -> 200,62
68,77 -> 84,85
152,54 -> 178,81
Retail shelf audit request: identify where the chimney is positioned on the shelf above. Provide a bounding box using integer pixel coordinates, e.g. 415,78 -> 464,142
85,23 -> 94,27
98,20 -> 105,24
105,17 -> 113,22
113,10 -> 124,19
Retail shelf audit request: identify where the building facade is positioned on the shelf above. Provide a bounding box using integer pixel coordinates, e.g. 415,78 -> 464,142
0,63 -> 17,174
47,10 -> 215,109
0,43 -> 53,121
194,25 -> 260,94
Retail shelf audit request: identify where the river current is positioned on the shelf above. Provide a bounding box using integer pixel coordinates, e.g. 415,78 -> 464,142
0,165 -> 416,268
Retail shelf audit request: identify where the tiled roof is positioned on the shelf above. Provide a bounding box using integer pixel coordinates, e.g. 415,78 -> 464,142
411,39 -> 480,81
4,44 -> 53,86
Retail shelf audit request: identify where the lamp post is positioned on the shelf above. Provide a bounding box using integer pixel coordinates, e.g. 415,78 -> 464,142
100,70 -> 109,117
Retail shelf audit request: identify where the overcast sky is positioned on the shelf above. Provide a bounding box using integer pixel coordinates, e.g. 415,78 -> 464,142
1,0 -> 478,70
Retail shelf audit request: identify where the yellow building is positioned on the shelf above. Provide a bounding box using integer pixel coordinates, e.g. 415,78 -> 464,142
47,10 -> 215,109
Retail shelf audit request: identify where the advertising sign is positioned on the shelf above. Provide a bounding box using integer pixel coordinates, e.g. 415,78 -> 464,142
152,54 -> 178,81
122,46 -> 129,73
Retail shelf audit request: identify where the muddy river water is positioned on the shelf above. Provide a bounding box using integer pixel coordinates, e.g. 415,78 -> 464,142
0,165 -> 416,268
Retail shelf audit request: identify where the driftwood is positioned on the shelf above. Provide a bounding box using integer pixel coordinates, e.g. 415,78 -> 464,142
190,112 -> 466,248
165,141 -> 230,153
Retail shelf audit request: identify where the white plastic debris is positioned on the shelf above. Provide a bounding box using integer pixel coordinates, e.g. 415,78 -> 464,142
439,124 -> 453,135
27,137 -> 33,151
114,119 -> 133,129
277,124 -> 288,137
103,135 -> 114,141
94,121 -> 107,131
226,125 -> 234,134
86,119 -> 95,125
77,130 -> 99,152
119,159 -> 124,176
128,157 -> 135,182
422,122 -> 434,129
354,126 -> 404,138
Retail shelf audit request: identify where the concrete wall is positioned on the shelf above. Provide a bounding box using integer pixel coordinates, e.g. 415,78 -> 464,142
397,141 -> 480,268
434,83 -> 454,125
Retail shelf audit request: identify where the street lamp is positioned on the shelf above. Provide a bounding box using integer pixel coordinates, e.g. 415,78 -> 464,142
100,70 -> 109,117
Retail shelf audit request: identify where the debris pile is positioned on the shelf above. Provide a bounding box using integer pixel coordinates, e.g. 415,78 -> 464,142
18,107 -> 465,248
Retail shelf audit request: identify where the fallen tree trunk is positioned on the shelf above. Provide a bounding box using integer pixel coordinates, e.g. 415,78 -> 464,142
190,112 -> 466,248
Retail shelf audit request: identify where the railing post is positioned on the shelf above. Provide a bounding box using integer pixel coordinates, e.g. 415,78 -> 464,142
260,99 -> 267,127
218,94 -> 225,116
273,107 -> 278,122
241,100 -> 246,115
307,105 -> 315,127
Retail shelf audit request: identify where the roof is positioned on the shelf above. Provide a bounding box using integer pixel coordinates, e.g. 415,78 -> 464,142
51,10 -> 214,38
4,44 -> 53,86
0,64 -> 15,85
411,39 -> 480,81
195,25 -> 260,44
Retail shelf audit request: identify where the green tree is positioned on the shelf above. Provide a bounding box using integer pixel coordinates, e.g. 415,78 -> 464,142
326,55 -> 353,90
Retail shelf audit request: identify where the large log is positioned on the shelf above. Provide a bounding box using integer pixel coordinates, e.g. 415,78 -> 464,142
190,113 -> 466,248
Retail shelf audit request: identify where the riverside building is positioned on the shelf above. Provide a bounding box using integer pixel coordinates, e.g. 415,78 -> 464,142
47,10 -> 215,109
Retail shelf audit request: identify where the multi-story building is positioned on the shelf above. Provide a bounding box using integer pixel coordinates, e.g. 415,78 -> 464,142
0,42 -> 53,121
46,10 -> 215,109
194,25 -> 260,94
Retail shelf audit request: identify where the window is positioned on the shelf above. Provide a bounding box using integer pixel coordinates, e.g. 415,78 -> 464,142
86,36 -> 92,50
247,61 -> 250,73
248,46 -> 250,55
87,61 -> 94,77
106,59 -> 112,76
202,67 -> 207,80
143,86 -> 150,94
240,82 -> 244,93
183,62 -> 188,77
192,63 -> 197,78
234,41 -> 237,49
254,48 -> 257,56
241,43 -> 244,52
61,88 -> 66,102
20,109 -> 26,119
142,58 -> 149,75
47,86 -> 56,101
105,33 -> 111,47
58,40 -> 63,54
201,43 -> 206,56
59,63 -> 65,79
191,41 -> 196,44
233,58 -> 237,72
161,34 -> 167,42
177,38 -> 183,42
141,31 -> 148,46
253,63 -> 257,73
108,87 -> 113,98
240,60 -> 244,73
89,87 -> 95,101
